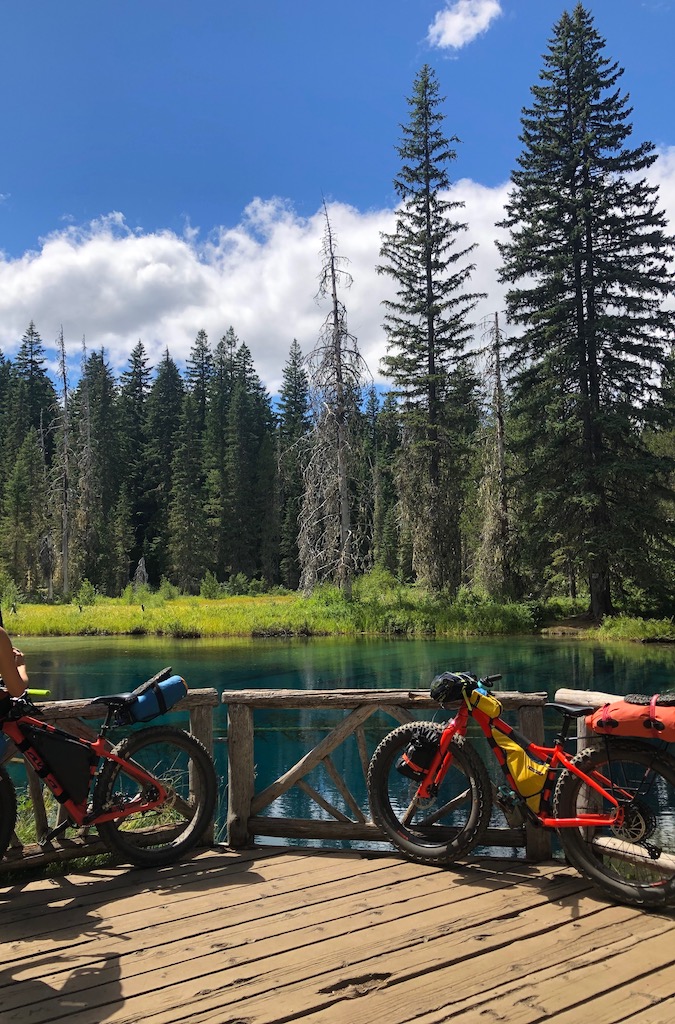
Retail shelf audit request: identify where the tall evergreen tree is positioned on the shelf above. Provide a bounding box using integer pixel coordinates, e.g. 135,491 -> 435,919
204,328 -> 238,578
498,4 -> 675,617
378,65 -> 483,592
49,327 -> 74,597
144,350 -> 185,583
277,339 -> 310,589
167,393 -> 210,592
224,343 -> 277,579
2,322 -> 58,466
0,428 -> 49,594
71,348 -> 123,593
185,329 -> 213,437
117,340 -> 152,573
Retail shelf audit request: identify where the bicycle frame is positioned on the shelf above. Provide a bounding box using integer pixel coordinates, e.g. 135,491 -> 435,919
416,701 -> 624,830
1,713 -> 170,828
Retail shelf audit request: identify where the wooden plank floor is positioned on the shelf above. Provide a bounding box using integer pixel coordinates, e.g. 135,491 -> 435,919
1,847 -> 674,1024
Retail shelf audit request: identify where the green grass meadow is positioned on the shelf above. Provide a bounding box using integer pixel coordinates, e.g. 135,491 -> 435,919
4,578 -> 672,643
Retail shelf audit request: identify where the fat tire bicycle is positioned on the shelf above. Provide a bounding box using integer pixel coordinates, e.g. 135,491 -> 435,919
367,672 -> 675,908
0,669 -> 218,868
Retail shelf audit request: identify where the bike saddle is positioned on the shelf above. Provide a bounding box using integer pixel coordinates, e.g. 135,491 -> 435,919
90,693 -> 133,708
545,702 -> 590,718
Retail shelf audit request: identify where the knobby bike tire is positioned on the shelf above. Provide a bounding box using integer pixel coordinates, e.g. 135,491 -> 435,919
93,725 -> 218,867
0,765 -> 17,861
553,739 -> 675,908
368,722 -> 492,866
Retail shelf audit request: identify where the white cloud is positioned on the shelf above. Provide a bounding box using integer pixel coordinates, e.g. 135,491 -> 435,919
428,0 -> 502,50
1,148 -> 674,394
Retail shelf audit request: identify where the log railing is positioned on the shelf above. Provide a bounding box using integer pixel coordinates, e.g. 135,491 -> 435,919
0,688 -> 219,874
223,688 -> 551,861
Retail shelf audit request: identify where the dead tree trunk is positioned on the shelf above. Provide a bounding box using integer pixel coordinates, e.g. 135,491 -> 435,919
298,204 -> 369,597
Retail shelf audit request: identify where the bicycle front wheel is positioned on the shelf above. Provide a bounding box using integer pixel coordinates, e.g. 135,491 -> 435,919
553,740 -> 675,907
0,765 -> 17,861
368,722 -> 491,865
94,725 -> 217,867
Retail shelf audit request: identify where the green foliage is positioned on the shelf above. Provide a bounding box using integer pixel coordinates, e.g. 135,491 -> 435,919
0,571 -> 24,611
158,576 -> 180,600
75,579 -> 96,607
200,571 -> 224,599
594,616 -> 675,642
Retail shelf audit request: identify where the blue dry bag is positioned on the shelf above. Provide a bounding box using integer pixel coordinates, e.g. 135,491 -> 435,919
128,673 -> 188,723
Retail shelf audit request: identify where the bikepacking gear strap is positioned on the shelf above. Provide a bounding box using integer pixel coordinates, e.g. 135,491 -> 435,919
587,694 -> 675,742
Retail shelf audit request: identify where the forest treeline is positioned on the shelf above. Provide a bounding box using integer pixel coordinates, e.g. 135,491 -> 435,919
2,4 -> 675,619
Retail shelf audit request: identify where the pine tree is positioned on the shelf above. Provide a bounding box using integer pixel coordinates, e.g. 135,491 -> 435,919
378,65 -> 483,592
118,341 -> 152,572
50,327 -> 74,597
2,321 -> 58,466
0,428 -> 49,594
186,329 -> 213,437
144,350 -> 185,583
70,348 -> 122,593
168,394 -> 210,592
204,329 -> 238,578
498,4 -> 675,617
224,344 -> 277,580
277,339 -> 310,589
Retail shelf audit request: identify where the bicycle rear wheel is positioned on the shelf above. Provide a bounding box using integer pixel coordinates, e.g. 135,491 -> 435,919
368,722 -> 491,865
94,725 -> 217,867
553,740 -> 675,907
0,765 -> 17,860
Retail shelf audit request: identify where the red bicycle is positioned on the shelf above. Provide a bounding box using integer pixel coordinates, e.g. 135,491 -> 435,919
367,671 -> 675,908
0,669 -> 217,868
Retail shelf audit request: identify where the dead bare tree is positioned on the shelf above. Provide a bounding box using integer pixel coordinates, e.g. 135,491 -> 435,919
298,204 -> 370,597
475,313 -> 516,599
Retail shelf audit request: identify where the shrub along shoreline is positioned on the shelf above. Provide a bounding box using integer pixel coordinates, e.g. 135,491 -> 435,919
3,584 -> 673,643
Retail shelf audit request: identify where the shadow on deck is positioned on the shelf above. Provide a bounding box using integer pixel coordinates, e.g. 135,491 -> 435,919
2,846 -> 674,1024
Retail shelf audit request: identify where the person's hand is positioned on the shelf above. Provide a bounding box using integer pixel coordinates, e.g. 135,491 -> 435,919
12,647 -> 28,684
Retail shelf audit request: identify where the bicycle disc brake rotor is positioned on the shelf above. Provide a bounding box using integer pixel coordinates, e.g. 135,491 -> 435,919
612,799 -> 657,844
406,783 -> 436,811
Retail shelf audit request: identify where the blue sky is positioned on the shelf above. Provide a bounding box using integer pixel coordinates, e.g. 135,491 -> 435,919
1,0 -> 674,389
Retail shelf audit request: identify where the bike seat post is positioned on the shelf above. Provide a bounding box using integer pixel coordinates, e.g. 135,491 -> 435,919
553,714 -> 574,747
100,706 -> 116,737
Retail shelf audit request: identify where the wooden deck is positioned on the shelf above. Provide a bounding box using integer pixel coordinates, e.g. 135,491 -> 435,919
3,849 -> 675,1024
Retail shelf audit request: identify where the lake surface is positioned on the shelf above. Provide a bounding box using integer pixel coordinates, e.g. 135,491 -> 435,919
20,631 -> 675,703
15,634 -> 675,847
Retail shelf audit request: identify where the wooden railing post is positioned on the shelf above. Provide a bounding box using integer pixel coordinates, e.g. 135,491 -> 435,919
226,703 -> 255,849
517,703 -> 551,861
